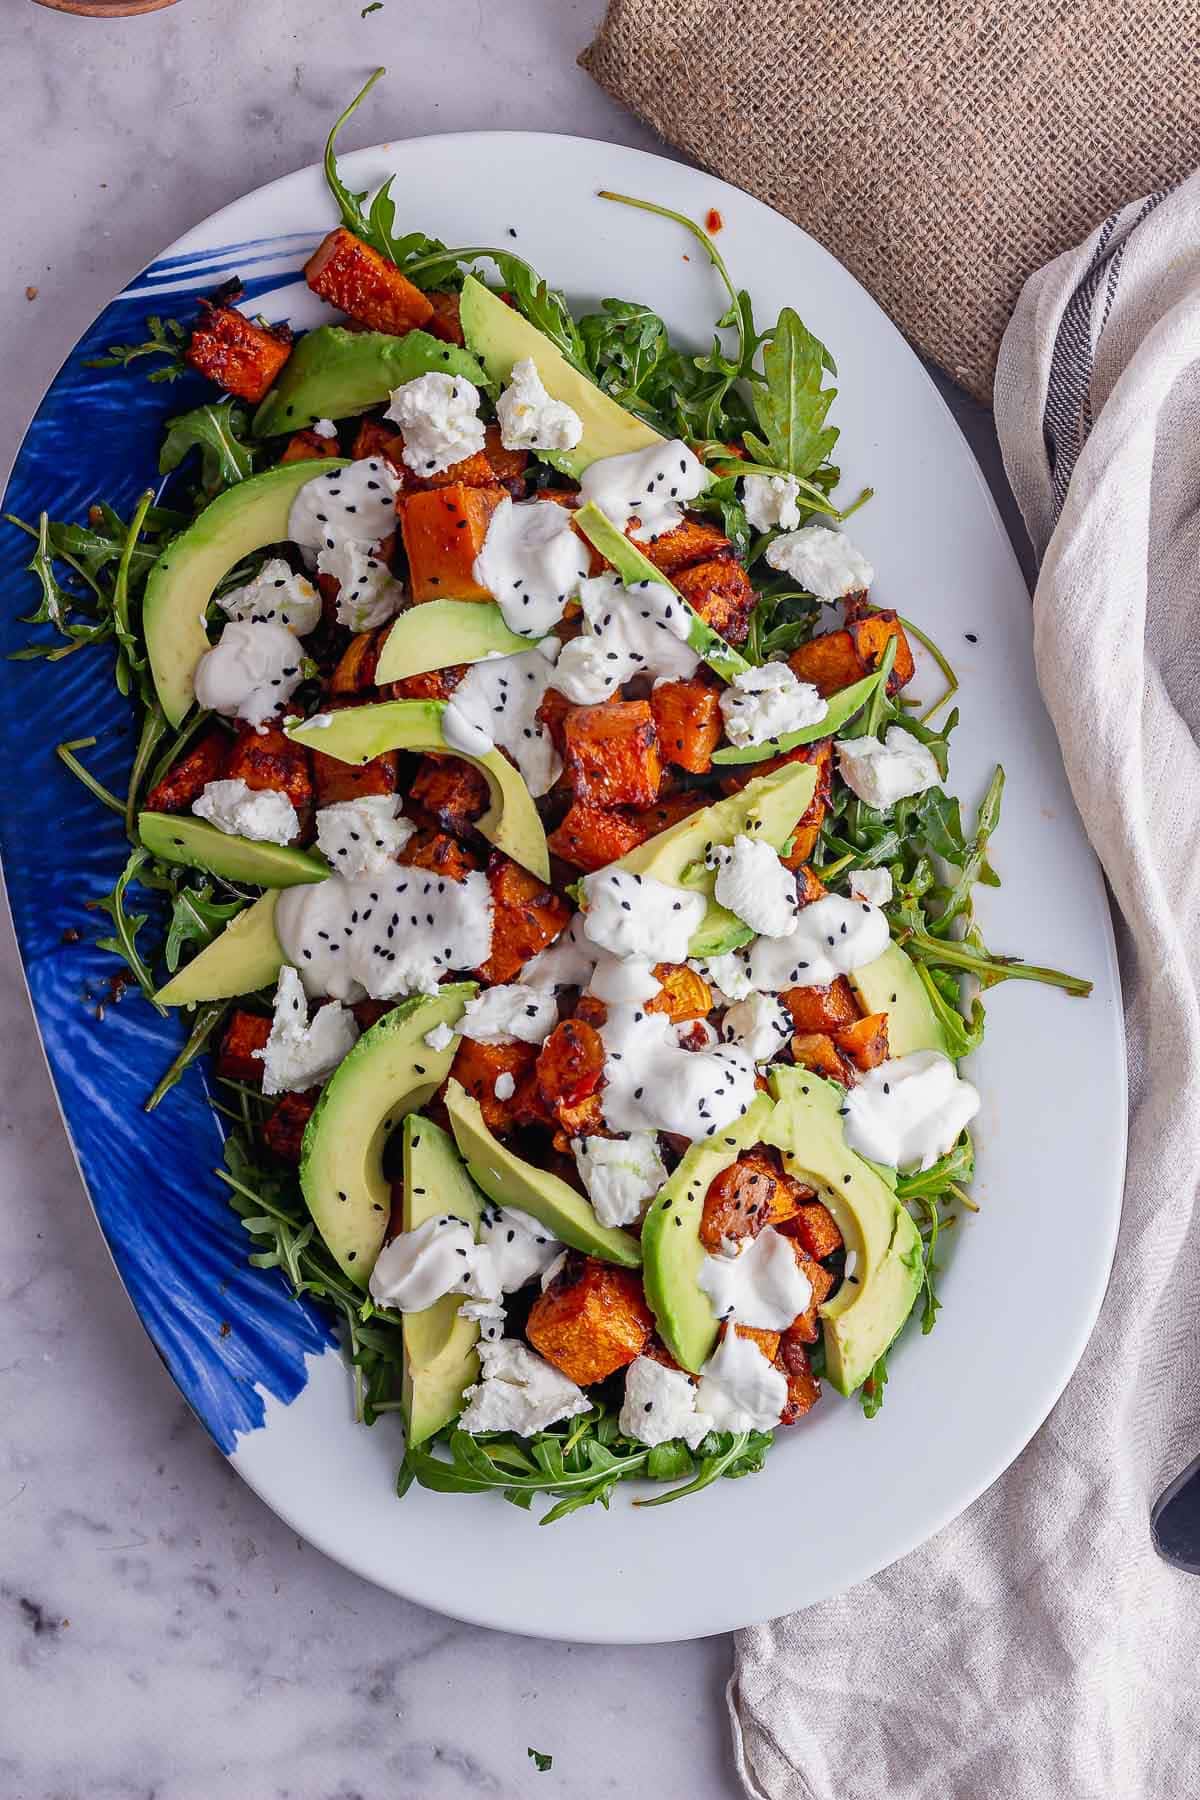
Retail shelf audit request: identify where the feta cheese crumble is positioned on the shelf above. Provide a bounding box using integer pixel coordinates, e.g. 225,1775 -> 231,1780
718,661 -> 827,748
312,418 -> 338,439
218,557 -> 321,636
552,571 -> 700,705
458,1338 -> 590,1438
254,965 -> 359,1097
493,1071 -> 516,1102
698,1225 -> 813,1330
696,1328 -> 788,1431
836,727 -> 942,809
580,868 -> 707,965
578,440 -> 708,541
316,540 -> 405,632
192,778 -> 299,845
764,524 -> 874,600
478,1204 -> 563,1291
368,1212 -> 497,1310
721,991 -> 791,1063
619,1355 -> 713,1451
843,1050 -> 981,1172
741,472 -> 803,533
710,836 -> 800,939
193,619 -> 305,727
385,371 -> 485,476
424,1021 -> 455,1053
440,645 -> 563,796
472,496 -> 590,637
287,458 -> 401,557
689,950 -> 755,1003
314,795 -> 416,880
459,983 -> 558,1046
744,890 -> 890,991
495,357 -> 584,452
849,866 -> 893,907
572,1131 -> 667,1228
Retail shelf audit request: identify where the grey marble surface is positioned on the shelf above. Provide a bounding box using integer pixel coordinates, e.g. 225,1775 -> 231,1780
0,4 -> 1016,1796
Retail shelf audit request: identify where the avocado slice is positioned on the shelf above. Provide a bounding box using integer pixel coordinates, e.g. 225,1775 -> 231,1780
600,760 -> 817,958
155,891 -> 283,1006
300,985 -> 475,1285
572,501 -> 747,684
143,459 -> 348,727
252,325 -> 490,437
444,1079 -> 642,1268
458,275 -> 665,482
711,671 -> 884,765
287,699 -> 551,882
764,1067 -> 922,1395
850,941 -> 950,1057
641,1090 -> 776,1371
400,1114 -> 486,1446
138,813 -> 328,888
374,600 -> 543,686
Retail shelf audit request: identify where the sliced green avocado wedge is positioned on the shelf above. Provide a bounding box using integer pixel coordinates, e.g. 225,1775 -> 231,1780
253,325 -> 489,437
711,670 -> 884,765
641,1090 -> 776,1372
400,1114 -> 486,1446
764,1067 -> 921,1396
138,813 -> 327,888
288,699 -> 550,882
300,986 -> 475,1286
850,941 -> 950,1057
603,760 -> 817,958
572,501 -> 746,683
444,1079 -> 642,1268
144,458 -> 347,727
155,891 -> 283,1005
459,274 -> 664,482
375,600 -> 543,686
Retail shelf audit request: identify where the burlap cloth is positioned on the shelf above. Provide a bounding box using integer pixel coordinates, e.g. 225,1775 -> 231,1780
581,0 -> 1200,401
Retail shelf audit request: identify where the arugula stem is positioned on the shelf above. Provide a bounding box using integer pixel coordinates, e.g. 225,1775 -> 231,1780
145,1000 -> 230,1111
896,923 -> 1092,996
56,739 -> 125,816
111,489 -> 155,699
598,190 -> 742,330
324,65 -> 386,204
896,612 -> 958,724
634,1432 -> 754,1507
126,700 -> 167,843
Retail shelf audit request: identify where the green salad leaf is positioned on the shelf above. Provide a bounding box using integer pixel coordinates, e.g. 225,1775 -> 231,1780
742,305 -> 839,481
527,1749 -> 553,1774
83,312 -> 189,383
160,399 -> 257,497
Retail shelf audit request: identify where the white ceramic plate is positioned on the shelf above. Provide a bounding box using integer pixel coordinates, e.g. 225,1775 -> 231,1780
20,133 -> 1128,1642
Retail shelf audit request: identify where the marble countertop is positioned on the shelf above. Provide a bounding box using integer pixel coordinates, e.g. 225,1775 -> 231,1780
0,5 -> 1016,1796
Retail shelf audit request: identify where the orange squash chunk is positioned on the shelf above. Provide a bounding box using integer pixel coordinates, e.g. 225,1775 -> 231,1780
833,1011 -> 890,1072
850,610 -> 915,694
450,1038 -> 537,1135
562,699 -> 661,808
328,626 -> 387,696
780,1200 -> 844,1261
547,801 -> 646,873
646,962 -> 712,1023
635,514 -> 731,577
310,742 -> 399,807
409,754 -> 490,837
402,827 -> 478,883
144,727 -> 228,814
425,289 -> 465,345
777,1334 -> 821,1422
351,417 -> 407,470
186,304 -> 291,403
673,556 -> 756,644
304,227 -> 434,334
536,1018 -> 606,1113
731,1322 -> 782,1363
217,1010 -> 272,1085
788,1247 -> 837,1344
280,428 -> 333,463
477,855 -> 570,984
650,675 -> 723,774
263,1090 -> 318,1165
224,724 -> 313,821
399,484 -> 504,602
790,1032 -> 854,1085
782,976 -> 860,1034
526,1258 -> 653,1385
788,630 -> 868,698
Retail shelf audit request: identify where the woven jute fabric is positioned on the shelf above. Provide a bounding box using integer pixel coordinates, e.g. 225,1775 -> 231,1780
581,0 -> 1200,401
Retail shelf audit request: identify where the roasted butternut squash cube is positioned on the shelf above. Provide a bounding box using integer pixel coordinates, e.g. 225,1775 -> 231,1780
477,855 -> 571,984
833,1010 -> 890,1072
425,289 -> 465,345
850,610 -> 915,694
310,745 -> 399,807
328,626 -> 387,696
483,422 -> 529,488
351,418 -> 407,470
547,800 -> 647,872
627,790 -> 708,838
280,428 -> 334,463
382,663 -> 467,704
562,699 -> 661,808
534,685 -> 573,755
186,305 -> 292,403
700,1147 -> 781,1253
636,514 -> 731,577
450,1037 -> 537,1135
731,1322 -> 782,1363
144,727 -> 228,814
409,754 -> 490,837
398,484 -> 504,602
526,1258 -> 653,1385
536,1018 -> 606,1114
794,863 -> 829,906
650,675 -> 723,774
225,723 -> 313,821
790,1032 -> 854,1085
402,826 -> 478,883
777,1334 -> 821,1423
263,1089 -> 318,1164
646,962 -> 712,1022
782,976 -> 860,1034
673,556 -> 756,645
305,227 -> 434,334
409,450 -> 499,492
217,1009 -> 272,1085
788,1247 -> 837,1344
551,1090 -> 607,1148
781,1200 -> 844,1261
787,630 -> 868,697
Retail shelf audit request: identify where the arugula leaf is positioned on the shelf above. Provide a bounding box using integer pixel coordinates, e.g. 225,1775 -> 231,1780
145,999 -> 231,1112
932,766 -> 1004,936
165,883 -> 245,972
56,738 -> 124,815
743,307 -> 839,481
160,399 -> 256,497
89,847 -> 165,1014
527,1749 -> 553,1774
84,313 -> 189,383
110,490 -> 156,702
859,1352 -> 889,1419
578,299 -> 669,412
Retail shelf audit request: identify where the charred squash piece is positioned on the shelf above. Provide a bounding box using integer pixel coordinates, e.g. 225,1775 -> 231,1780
788,1249 -> 837,1344
186,304 -> 292,403
673,557 -> 756,645
547,801 -> 647,873
650,675 -> 723,774
779,1200 -> 844,1261
787,630 -> 868,698
398,484 -> 504,602
143,727 -> 228,814
449,1038 -> 537,1135
646,962 -> 712,1022
699,1147 -> 783,1254
833,1011 -> 890,1072
636,514 -> 732,577
850,610 -> 915,693
777,1334 -> 821,1423
536,1018 -> 606,1114
305,227 -> 434,334
310,745 -> 399,807
782,976 -> 861,1035
402,826 -> 478,883
225,724 -> 313,819
790,1032 -> 854,1085
280,428 -> 333,463
351,417 -> 407,470
409,754 -> 490,837
477,855 -> 570,984
263,1090 -> 319,1165
217,1010 -> 271,1085
526,1257 -> 653,1385
328,626 -> 388,696
562,699 -> 661,808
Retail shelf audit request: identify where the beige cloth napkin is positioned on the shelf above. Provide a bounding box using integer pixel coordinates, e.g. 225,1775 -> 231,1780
726,179 -> 1200,1800
582,0 -> 1200,402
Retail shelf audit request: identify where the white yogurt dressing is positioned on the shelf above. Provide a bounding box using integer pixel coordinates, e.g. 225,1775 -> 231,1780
552,571 -> 700,704
218,557 -> 321,635
255,965 -> 359,1097
599,1007 -> 758,1139
440,644 -> 563,797
192,778 -> 299,845
287,458 -> 401,557
721,990 -> 792,1063
477,1203 -> 563,1290
718,661 -> 827,748
384,371 -> 485,476
572,1131 -> 666,1228
580,868 -> 707,965
316,540 -> 405,631
495,357 -> 583,452
698,1225 -> 812,1330
618,1355 -> 712,1451
836,727 -> 942,809
314,795 -> 416,880
842,1050 -> 981,1172
472,496 -> 590,637
696,1329 -> 788,1430
368,1212 -> 497,1309
193,619 -> 305,727
743,891 -> 890,991
764,524 -> 874,600
520,914 -> 598,990
578,439 -> 708,541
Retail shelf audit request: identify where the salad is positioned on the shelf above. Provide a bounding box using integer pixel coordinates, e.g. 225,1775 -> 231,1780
7,73 -> 1091,1522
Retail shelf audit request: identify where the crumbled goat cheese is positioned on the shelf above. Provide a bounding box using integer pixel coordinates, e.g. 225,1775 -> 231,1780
472,496 -> 590,638
572,1132 -> 667,1228
850,866 -> 893,907
836,727 -> 942,809
440,645 -> 563,797
424,1021 -> 456,1053
314,795 -> 416,880
457,1296 -> 506,1342
192,778 -> 299,845
764,525 -> 874,600
698,1225 -> 813,1330
495,357 -> 583,452
843,1050 -> 981,1173
744,892 -> 890,991
458,1337 -> 591,1437
689,950 -> 755,1003
368,1212 -> 498,1310
580,868 -> 708,965
311,418 -> 338,439
579,440 -> 708,541
552,571 -> 700,704
316,539 -> 405,631
287,458 -> 401,557
619,1355 -> 713,1451
721,991 -> 792,1063
218,557 -> 321,635
741,472 -> 803,533
710,836 -> 800,938
493,1072 -> 516,1102
385,371 -> 485,476
193,619 -> 305,727
718,662 -> 827,748
254,965 -> 359,1097
459,983 -> 559,1046
696,1328 -> 788,1431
